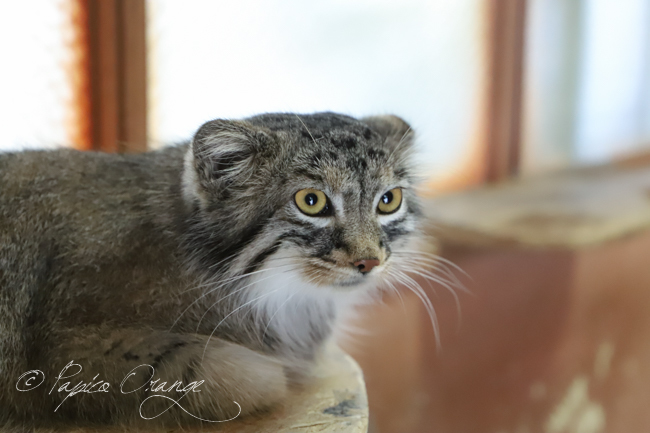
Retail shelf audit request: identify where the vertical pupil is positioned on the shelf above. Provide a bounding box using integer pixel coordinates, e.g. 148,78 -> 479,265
382,191 -> 393,204
305,193 -> 318,206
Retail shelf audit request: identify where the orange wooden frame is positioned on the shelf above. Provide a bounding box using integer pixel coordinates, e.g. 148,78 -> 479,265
483,0 -> 527,182
75,0 -> 147,153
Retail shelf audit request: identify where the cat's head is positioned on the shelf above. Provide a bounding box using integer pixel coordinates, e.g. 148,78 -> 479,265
183,112 -> 420,299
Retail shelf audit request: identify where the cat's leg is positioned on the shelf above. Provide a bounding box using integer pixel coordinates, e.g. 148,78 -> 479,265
20,327 -> 288,425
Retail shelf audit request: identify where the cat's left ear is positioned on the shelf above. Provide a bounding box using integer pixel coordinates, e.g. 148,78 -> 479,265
183,119 -> 272,207
362,115 -> 414,155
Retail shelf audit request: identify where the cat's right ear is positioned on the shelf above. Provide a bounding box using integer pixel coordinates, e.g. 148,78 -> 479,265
183,119 -> 270,208
362,114 -> 414,158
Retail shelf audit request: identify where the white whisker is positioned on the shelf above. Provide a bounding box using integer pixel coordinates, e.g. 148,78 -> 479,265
389,269 -> 441,350
201,289 -> 280,362
195,272 -> 290,332
169,262 -> 298,331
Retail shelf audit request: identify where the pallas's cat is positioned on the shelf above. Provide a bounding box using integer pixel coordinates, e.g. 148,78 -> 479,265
0,112 -> 420,426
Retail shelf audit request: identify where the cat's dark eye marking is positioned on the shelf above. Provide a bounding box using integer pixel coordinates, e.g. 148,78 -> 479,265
377,187 -> 403,214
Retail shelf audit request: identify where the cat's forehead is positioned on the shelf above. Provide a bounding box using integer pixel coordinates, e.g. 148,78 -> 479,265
248,112 -> 394,158
247,112 -> 411,191
287,141 -> 402,196
247,112 -> 377,139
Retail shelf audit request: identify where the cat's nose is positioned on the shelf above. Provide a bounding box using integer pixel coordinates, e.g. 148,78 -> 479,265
352,259 -> 380,274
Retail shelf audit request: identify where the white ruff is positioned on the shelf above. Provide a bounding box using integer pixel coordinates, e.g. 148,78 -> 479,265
245,249 -> 381,349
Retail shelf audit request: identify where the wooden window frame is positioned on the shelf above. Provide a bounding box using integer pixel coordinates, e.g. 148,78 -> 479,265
483,0 -> 528,182
77,0 -> 147,153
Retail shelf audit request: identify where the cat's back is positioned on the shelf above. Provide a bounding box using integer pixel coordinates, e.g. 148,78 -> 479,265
1,146 -> 185,208
0,146 -> 189,399
0,146 -> 187,231
0,146 -> 187,294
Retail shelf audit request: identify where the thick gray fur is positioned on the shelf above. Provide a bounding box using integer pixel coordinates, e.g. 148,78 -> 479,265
0,112 -> 419,427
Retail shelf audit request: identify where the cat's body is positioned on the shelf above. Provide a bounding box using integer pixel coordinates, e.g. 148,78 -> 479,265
0,112 -> 419,426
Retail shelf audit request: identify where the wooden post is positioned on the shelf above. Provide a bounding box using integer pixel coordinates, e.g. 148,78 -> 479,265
85,0 -> 147,153
484,0 -> 527,182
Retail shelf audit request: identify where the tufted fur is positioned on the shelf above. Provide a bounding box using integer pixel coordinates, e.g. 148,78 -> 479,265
0,112 -> 420,427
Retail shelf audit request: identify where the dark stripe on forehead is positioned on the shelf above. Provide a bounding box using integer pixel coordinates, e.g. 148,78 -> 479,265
332,135 -> 358,149
366,147 -> 386,159
346,157 -> 367,171
394,167 -> 408,178
301,130 -> 324,140
295,169 -> 325,183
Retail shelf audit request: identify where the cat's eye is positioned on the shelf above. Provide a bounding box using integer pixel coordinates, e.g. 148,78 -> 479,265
295,188 -> 329,216
377,188 -> 402,214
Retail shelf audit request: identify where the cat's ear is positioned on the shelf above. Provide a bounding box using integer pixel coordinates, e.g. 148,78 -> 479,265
183,119 -> 271,207
362,115 -> 414,154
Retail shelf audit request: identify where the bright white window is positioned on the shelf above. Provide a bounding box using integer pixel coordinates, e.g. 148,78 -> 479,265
523,0 -> 650,173
147,0 -> 486,185
0,0 -> 77,151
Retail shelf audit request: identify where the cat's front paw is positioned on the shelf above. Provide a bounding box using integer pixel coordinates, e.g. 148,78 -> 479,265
144,338 -> 290,423
200,341 -> 289,419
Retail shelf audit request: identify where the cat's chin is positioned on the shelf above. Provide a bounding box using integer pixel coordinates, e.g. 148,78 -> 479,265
334,277 -> 365,287
300,265 -> 383,290
330,273 -> 384,289
321,274 -> 386,298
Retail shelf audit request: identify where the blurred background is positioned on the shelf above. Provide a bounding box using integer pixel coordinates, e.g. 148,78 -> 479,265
2,1 -> 650,432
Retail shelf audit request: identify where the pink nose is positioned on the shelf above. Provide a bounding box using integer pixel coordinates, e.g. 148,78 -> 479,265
353,259 -> 380,274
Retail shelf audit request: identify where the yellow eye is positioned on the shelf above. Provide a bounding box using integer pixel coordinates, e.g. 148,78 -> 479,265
295,188 -> 329,216
377,188 -> 402,214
